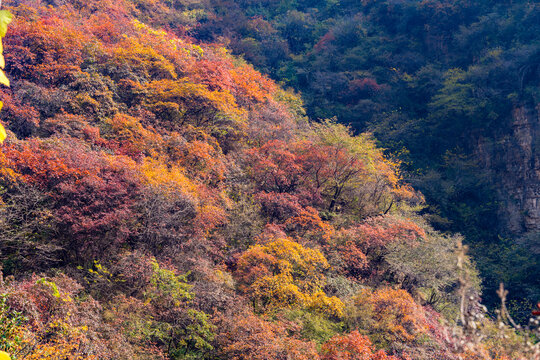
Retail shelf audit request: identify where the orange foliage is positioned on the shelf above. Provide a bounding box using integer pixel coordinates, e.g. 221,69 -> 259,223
0,1 -> 466,359
140,157 -> 226,234
102,113 -> 164,159
321,331 -> 398,360
1,139 -> 91,188
229,63 -> 277,105
216,312 -> 320,360
349,288 -> 429,344
178,127 -> 228,183
284,206 -> 335,243
6,10 -> 89,84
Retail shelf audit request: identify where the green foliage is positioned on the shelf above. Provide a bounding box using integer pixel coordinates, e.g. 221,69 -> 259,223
384,225 -> 480,316
169,309 -> 215,360
0,295 -> 24,353
284,309 -> 343,345
146,259 -> 193,306
35,278 -> 61,298
191,0 -> 540,309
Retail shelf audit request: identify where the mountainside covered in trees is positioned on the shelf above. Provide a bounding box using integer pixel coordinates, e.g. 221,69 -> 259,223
181,0 -> 540,312
0,0 -> 538,359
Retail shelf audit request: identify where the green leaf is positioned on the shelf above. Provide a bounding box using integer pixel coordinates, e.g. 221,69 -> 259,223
0,11 -> 13,38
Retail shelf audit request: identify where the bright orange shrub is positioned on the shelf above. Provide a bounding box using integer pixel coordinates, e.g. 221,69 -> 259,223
321,330 -> 398,360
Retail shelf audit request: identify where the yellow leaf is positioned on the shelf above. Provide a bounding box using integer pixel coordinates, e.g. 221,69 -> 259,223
0,101 -> 6,143
0,39 -> 4,68
0,124 -> 6,144
0,351 -> 11,360
0,69 -> 9,86
0,10 -> 13,38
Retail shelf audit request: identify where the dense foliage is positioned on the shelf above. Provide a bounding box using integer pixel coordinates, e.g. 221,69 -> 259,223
179,0 -> 540,313
0,0 -> 537,359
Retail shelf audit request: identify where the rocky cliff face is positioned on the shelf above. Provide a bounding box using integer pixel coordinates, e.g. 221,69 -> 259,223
480,104 -> 540,236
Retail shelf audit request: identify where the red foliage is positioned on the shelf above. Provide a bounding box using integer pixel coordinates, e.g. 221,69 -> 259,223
346,216 -> 426,251
337,241 -> 369,278
533,303 -> 540,316
348,78 -> 383,98
314,31 -> 336,52
0,89 -> 40,137
255,191 -> 305,222
6,11 -> 89,85
2,138 -> 141,259
2,139 -> 91,188
247,139 -> 366,211
0,2 -> 473,359
248,140 -> 305,194
188,58 -> 235,93
328,216 -> 426,280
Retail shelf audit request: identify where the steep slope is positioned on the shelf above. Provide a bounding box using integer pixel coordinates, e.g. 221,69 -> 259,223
184,0 -> 540,310
0,1 -> 537,359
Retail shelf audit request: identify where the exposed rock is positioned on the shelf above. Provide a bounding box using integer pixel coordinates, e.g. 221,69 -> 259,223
481,104 -> 540,235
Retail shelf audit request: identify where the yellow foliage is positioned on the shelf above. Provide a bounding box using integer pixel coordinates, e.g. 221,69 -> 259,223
140,157 -> 197,196
0,151 -> 21,183
8,320 -> 95,360
306,291 -> 344,319
237,237 -> 343,318
0,9 -> 11,142
144,78 -> 245,125
113,37 -> 177,80
0,121 -> 4,144
251,272 -> 307,309
260,238 -> 328,291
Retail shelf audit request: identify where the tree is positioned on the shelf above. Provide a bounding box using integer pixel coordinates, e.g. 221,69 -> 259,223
345,288 -> 428,347
321,331 -> 397,360
308,120 -> 414,216
235,237 -> 343,318
1,138 -> 142,261
327,216 -> 426,281
215,311 -> 320,360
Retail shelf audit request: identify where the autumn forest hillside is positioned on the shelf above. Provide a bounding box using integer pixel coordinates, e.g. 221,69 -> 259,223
188,0 -> 540,310
0,0 -> 537,359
